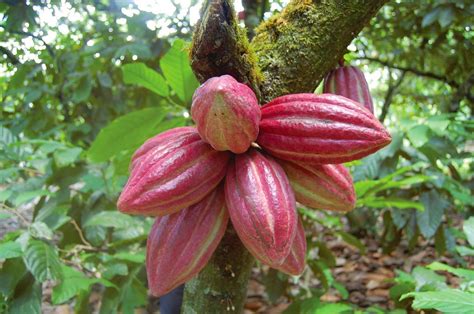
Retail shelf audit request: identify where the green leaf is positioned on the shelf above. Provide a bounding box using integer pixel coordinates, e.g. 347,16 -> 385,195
0,189 -> 12,202
13,189 -> 51,206
262,268 -> 288,303
84,211 -> 139,229
87,107 -> 167,162
359,197 -> 424,211
160,39 -> 199,103
54,147 -> 83,167
314,303 -> 353,314
121,277 -> 148,313
438,7 -> 454,28
52,265 -> 95,305
421,7 -> 441,28
0,258 -> 27,296
29,221 -> 54,240
9,280 -> 42,314
114,43 -> 152,60
335,231 -> 366,254
463,217 -> 474,247
407,125 -> 431,147
24,88 -> 42,103
456,246 -> 474,256
401,290 -> 474,313
412,266 -> 446,290
122,62 -> 169,97
416,191 -> 449,238
113,251 -> 146,264
427,262 -> 474,281
23,240 -> 63,282
72,74 -> 92,103
0,241 -> 22,259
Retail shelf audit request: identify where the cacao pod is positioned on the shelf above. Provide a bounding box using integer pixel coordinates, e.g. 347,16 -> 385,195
225,148 -> 297,265
146,186 -> 229,297
191,75 -> 261,154
323,65 -> 374,113
257,93 -> 391,164
275,216 -> 306,276
117,127 -> 230,216
279,160 -> 355,212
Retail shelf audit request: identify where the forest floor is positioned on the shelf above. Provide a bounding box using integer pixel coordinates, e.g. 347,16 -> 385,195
2,207 -> 472,314
244,222 -> 473,313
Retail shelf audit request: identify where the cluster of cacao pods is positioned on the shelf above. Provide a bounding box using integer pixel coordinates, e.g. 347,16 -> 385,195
118,70 -> 390,297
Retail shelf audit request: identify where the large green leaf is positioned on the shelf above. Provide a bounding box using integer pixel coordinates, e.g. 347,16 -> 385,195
427,262 -> 474,281
358,197 -> 424,211
52,265 -> 95,304
23,240 -> 63,282
84,211 -> 139,229
416,191 -> 449,238
122,62 -> 169,97
160,39 -> 199,103
463,216 -> 474,247
0,258 -> 27,297
87,107 -> 167,162
401,290 -> 474,313
0,241 -> 23,259
9,280 -> 42,314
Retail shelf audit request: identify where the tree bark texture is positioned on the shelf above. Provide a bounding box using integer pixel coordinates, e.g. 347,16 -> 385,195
252,0 -> 389,102
183,0 -> 387,313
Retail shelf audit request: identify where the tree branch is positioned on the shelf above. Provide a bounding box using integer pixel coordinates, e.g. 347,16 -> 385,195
379,70 -> 406,123
190,0 -> 262,101
252,0 -> 389,102
0,46 -> 20,64
0,26 -> 56,58
357,56 -> 459,88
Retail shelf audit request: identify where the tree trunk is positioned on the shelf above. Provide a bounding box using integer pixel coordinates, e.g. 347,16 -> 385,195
182,226 -> 255,313
182,0 -> 388,313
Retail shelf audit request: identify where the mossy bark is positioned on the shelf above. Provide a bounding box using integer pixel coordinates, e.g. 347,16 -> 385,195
252,0 -> 389,102
182,226 -> 254,313
183,0 -> 387,313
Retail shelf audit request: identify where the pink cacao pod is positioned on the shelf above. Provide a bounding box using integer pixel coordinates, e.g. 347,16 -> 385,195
279,160 -> 356,212
257,93 -> 391,164
225,148 -> 297,265
274,216 -> 306,276
191,75 -> 261,154
323,65 -> 374,113
117,127 -> 230,216
146,186 -> 229,297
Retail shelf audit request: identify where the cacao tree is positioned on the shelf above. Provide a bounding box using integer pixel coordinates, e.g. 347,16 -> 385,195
180,0 -> 389,312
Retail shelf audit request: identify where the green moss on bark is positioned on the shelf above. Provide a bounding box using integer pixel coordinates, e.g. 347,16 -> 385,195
190,0 -> 262,101
252,0 -> 389,102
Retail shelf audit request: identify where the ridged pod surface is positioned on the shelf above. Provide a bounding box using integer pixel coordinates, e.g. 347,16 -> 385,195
191,75 -> 261,154
117,127 -> 230,216
323,65 -> 374,113
275,217 -> 306,276
279,160 -> 356,212
225,148 -> 297,265
146,186 -> 229,297
257,93 -> 391,164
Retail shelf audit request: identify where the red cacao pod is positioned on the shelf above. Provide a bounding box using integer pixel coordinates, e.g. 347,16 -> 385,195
257,93 -> 391,164
323,65 -> 374,113
117,127 -> 230,216
191,75 -> 261,154
275,216 -> 306,276
279,160 -> 355,212
225,148 -> 297,265
146,186 -> 228,297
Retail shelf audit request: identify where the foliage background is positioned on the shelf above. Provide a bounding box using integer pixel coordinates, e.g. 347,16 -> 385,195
0,0 -> 472,313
